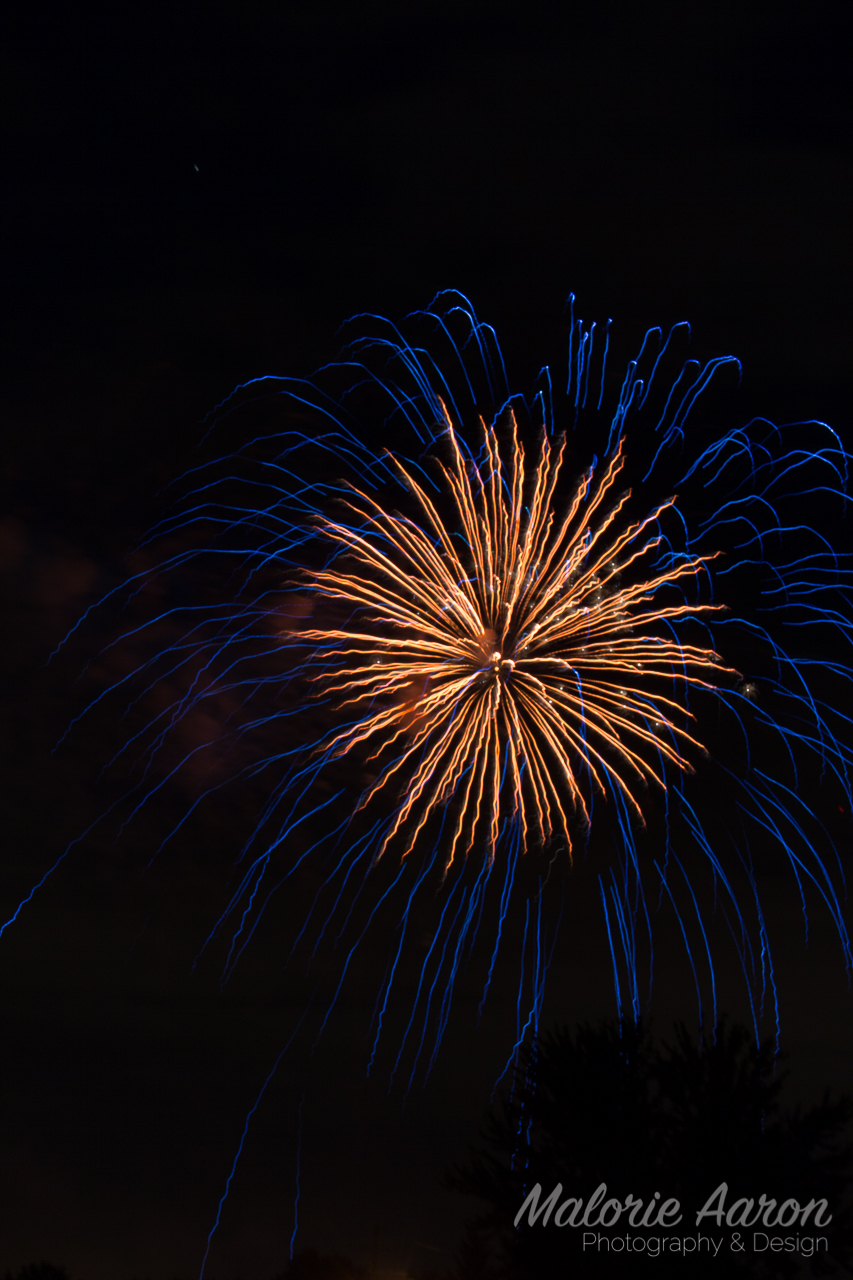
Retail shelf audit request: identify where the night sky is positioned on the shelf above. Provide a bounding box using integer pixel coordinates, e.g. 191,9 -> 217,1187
2,3 -> 852,1278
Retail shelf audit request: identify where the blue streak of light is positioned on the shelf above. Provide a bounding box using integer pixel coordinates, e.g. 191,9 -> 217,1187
290,1093 -> 306,1260
198,1008 -> 311,1280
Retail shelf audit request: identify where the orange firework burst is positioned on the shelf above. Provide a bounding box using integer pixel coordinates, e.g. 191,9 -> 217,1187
302,405 -> 732,869
26,292 -> 851,1115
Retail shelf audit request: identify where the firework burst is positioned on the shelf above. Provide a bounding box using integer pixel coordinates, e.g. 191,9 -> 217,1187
16,291 -> 853,1069
307,411 -> 731,869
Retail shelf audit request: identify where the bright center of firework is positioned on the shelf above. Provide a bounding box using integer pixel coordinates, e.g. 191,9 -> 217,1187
475,629 -> 515,676
303,407 -> 728,868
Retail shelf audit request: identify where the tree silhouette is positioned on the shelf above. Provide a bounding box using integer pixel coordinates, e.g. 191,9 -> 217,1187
450,1019 -> 853,1278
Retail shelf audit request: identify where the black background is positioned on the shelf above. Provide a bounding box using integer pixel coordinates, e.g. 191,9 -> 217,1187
2,2 -> 852,1277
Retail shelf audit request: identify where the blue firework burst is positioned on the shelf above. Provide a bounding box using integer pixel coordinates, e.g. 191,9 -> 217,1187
11,291 -> 852,1080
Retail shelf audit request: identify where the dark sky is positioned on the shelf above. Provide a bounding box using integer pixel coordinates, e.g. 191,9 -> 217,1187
2,2 -> 852,1278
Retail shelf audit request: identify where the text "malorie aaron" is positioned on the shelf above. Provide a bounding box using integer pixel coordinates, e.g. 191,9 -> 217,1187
515,1182 -> 832,1230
